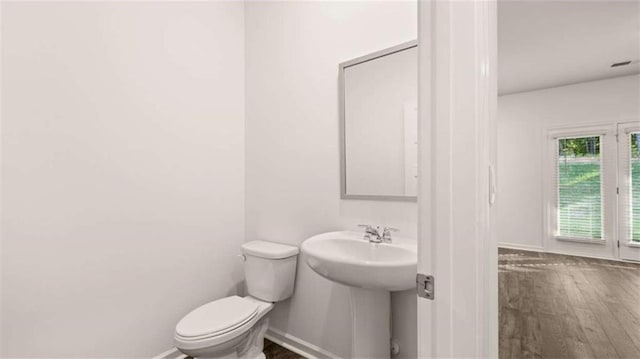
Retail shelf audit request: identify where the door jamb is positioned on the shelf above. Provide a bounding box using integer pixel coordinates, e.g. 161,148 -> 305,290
417,0 -> 498,358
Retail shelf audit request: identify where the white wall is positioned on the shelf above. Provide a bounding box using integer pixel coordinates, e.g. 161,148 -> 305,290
245,2 -> 417,358
1,2 -> 245,357
497,75 -> 640,251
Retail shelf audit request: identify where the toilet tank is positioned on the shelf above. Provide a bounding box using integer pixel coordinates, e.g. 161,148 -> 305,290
240,241 -> 299,302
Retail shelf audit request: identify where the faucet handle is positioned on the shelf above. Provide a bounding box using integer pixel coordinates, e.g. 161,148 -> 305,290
358,224 -> 380,241
382,227 -> 399,241
357,224 -> 375,231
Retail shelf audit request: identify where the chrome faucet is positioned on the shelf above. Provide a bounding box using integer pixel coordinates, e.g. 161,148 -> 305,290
381,226 -> 399,242
358,225 -> 399,243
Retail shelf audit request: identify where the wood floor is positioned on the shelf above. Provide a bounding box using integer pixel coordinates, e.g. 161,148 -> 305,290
499,248 -> 640,359
264,339 -> 305,359
184,339 -> 303,359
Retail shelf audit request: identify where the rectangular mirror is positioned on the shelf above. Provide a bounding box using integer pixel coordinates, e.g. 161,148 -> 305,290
340,40 -> 418,201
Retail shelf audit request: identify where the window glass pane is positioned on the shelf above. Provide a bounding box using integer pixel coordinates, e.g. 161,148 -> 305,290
557,136 -> 602,239
632,132 -> 639,242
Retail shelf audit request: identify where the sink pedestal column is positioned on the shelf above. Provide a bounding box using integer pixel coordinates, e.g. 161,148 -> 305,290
349,287 -> 391,358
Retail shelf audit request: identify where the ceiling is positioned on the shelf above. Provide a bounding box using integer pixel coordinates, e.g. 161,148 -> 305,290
498,0 -> 640,95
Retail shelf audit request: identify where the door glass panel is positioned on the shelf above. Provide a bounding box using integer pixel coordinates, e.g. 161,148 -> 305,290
557,136 -> 603,239
631,132 -> 639,242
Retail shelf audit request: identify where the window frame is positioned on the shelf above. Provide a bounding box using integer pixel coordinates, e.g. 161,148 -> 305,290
543,124 -> 618,258
554,134 -> 605,241
617,122 -> 640,248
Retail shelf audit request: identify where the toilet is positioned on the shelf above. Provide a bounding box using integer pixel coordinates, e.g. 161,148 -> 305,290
174,240 -> 299,359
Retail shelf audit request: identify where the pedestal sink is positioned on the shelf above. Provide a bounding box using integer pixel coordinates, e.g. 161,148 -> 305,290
301,231 -> 417,359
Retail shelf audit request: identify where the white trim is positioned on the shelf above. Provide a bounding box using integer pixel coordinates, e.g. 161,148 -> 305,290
416,2 -> 434,358
0,1 -> 4,350
151,330 -> 340,359
542,123 -> 618,260
617,121 -> 640,260
544,249 -> 618,262
498,74 -> 640,97
498,242 -> 544,252
555,236 -> 606,245
499,244 -> 640,264
265,328 -> 341,359
547,122 -> 618,138
417,1 -> 497,358
151,348 -> 185,359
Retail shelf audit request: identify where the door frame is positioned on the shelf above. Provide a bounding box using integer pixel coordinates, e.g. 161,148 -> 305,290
618,121 -> 640,261
417,0 -> 498,357
542,124 -> 619,260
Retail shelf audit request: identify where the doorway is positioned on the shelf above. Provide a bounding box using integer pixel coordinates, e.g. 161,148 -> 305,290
495,1 -> 640,358
416,1 -> 638,358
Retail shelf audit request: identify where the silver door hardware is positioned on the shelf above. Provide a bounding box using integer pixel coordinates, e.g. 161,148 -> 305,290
416,273 -> 434,300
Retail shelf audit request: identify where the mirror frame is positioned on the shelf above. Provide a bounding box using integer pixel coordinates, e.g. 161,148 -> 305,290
339,40 -> 418,202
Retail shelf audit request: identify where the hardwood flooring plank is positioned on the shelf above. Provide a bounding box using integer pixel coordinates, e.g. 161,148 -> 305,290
572,306 -> 620,359
518,272 -> 543,359
500,306 -> 523,359
538,312 -> 570,359
544,266 -> 595,359
520,312 -> 543,359
606,304 -> 640,355
499,248 -> 640,359
571,263 -> 640,358
264,339 -> 305,359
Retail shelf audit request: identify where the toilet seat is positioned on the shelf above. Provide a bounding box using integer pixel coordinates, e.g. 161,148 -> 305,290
175,296 -> 260,347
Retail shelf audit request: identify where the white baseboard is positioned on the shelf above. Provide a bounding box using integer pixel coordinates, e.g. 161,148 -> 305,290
543,249 -> 640,263
498,242 -> 544,252
152,329 -> 339,359
152,347 -> 186,359
499,242 -> 639,264
265,327 -> 341,359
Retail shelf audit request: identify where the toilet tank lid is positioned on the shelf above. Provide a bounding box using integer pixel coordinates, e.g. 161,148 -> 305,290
241,240 -> 299,259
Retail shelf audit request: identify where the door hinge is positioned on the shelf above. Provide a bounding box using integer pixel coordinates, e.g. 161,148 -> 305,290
617,187 -> 620,195
618,240 -> 620,248
417,273 -> 435,300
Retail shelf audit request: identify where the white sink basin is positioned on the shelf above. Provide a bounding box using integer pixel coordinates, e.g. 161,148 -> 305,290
301,231 -> 417,291
301,231 -> 418,358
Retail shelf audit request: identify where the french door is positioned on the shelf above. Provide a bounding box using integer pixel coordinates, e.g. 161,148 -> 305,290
545,122 -> 640,262
545,125 -> 618,259
618,122 -> 640,261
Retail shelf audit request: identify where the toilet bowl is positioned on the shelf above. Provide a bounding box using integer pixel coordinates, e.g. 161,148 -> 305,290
174,296 -> 273,359
174,241 -> 299,359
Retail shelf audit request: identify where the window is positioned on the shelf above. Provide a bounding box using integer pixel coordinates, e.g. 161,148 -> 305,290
630,132 -> 639,242
556,136 -> 603,240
